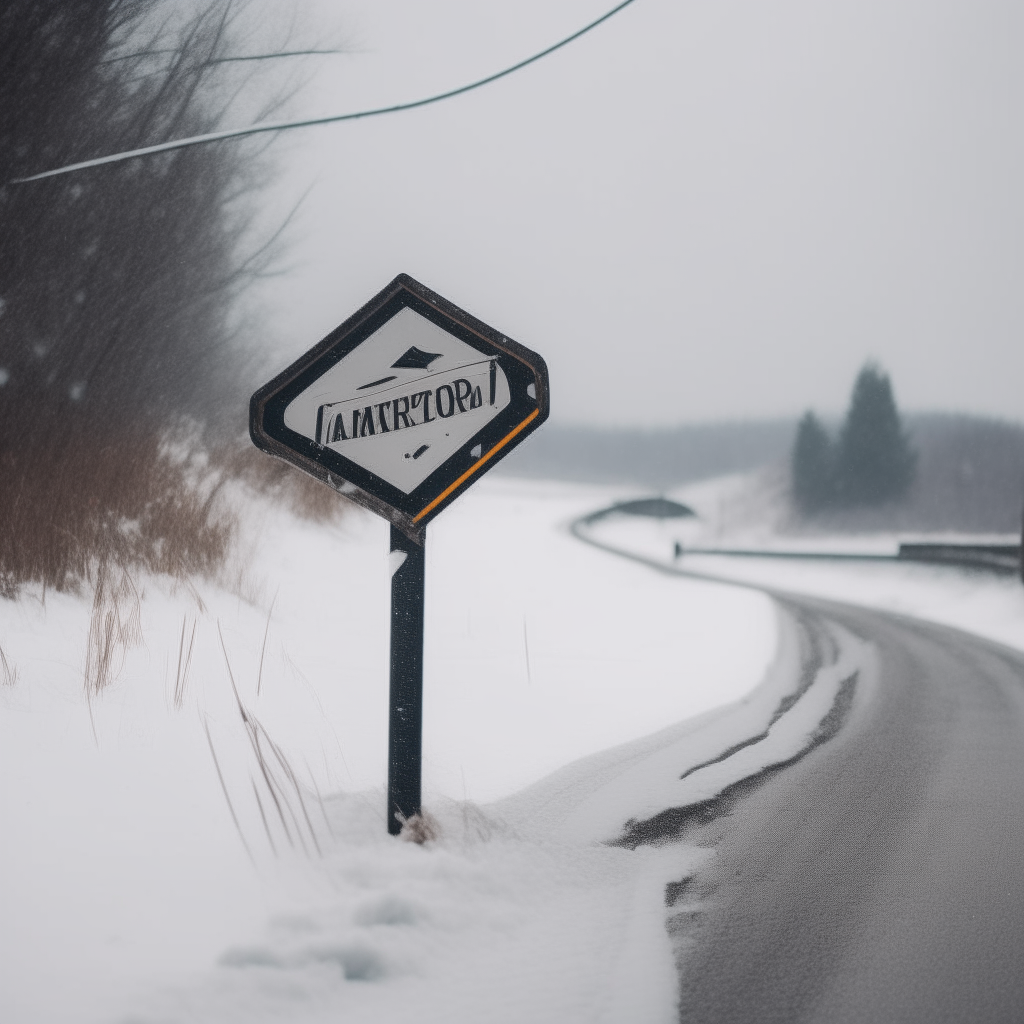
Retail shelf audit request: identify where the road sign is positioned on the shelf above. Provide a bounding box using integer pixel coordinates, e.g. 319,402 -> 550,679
250,273 -> 549,543
250,274 -> 549,835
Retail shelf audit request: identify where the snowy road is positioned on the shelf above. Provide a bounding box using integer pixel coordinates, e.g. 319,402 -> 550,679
575,514 -> 1024,1022
672,597 -> 1024,1023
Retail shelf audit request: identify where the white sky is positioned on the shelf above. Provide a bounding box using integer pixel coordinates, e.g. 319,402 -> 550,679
248,0 -> 1023,427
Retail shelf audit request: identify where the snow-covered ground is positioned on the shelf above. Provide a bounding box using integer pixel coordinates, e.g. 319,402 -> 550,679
582,475 -> 1024,655
5,471 -> 1021,1023
0,477 -> 778,1024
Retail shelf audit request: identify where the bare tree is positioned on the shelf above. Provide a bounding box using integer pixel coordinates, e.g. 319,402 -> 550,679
0,0 -> 297,432
0,1 -> 313,591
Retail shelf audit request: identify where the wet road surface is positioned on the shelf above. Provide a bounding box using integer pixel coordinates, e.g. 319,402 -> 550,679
672,598 -> 1024,1024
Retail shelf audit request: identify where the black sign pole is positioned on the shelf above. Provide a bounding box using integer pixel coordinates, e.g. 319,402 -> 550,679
387,524 -> 426,834
249,275 -> 550,837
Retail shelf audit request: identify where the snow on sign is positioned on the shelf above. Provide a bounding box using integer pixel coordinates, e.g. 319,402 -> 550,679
250,274 -> 549,541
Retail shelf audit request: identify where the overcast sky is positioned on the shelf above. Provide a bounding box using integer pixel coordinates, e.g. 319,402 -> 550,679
250,0 -> 1022,427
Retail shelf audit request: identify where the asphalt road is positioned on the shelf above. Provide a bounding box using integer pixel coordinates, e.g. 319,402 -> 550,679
671,597 -> 1024,1024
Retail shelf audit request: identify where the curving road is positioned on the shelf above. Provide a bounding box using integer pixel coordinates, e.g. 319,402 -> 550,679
667,597 -> 1024,1023
572,522 -> 1024,1022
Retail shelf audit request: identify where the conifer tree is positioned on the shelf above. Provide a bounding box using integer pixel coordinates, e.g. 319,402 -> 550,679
834,364 -> 916,505
791,411 -> 835,512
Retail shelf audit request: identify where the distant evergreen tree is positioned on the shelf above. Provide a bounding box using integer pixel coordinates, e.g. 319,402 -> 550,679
791,411 -> 836,512
834,364 -> 916,505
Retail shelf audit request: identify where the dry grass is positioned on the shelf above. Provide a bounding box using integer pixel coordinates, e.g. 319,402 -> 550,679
203,717 -> 256,866
0,420 -> 234,598
84,561 -> 143,695
217,439 -> 350,525
217,622 -> 324,858
0,417 -> 347,720
173,614 -> 197,709
0,419 -> 349,603
397,811 -> 441,845
0,643 -> 17,687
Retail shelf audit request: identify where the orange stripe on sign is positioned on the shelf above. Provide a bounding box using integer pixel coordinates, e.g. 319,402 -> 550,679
414,408 -> 540,523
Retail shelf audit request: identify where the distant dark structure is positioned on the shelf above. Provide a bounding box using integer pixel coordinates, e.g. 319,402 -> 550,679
582,498 -> 696,525
612,498 -> 696,519
792,364 -> 916,514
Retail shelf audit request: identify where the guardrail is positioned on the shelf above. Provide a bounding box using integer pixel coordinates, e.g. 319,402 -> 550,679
896,543 -> 1021,574
577,501 -> 1024,580
670,542 -> 1022,576
579,499 -> 1024,582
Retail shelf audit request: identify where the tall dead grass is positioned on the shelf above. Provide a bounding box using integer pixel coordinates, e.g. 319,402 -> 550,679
0,420 -> 233,598
217,439 -> 350,524
215,622 -> 325,858
173,615 -> 197,709
0,418 -> 349,602
84,561 -> 144,695
0,643 -> 17,686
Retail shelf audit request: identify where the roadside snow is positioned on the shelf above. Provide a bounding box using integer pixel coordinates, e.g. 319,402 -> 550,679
580,503 -> 1024,654
0,477 -> 776,1024
8,469 -> 1015,1023
8,469 -> 1006,1023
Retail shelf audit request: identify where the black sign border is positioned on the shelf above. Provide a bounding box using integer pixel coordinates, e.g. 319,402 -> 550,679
250,274 -> 550,542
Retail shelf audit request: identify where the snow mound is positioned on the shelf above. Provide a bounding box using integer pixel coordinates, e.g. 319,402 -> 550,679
1,478 -> 777,1024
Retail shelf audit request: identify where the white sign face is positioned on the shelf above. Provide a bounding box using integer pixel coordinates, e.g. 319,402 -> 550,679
251,273 -> 549,537
283,307 -> 511,494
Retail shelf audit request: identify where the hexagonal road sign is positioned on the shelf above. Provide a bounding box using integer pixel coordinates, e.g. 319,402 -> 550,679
250,274 -> 549,542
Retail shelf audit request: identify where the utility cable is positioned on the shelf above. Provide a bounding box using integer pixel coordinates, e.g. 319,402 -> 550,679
12,0 -> 639,184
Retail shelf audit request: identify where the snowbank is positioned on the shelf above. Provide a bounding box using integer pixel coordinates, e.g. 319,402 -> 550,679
0,477 -> 777,1023
579,497 -> 1024,654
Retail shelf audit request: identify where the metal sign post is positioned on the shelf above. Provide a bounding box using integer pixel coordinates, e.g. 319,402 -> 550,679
388,524 -> 425,833
250,274 -> 549,833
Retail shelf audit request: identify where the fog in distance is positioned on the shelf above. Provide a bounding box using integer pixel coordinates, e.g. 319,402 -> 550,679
250,0 -> 1022,429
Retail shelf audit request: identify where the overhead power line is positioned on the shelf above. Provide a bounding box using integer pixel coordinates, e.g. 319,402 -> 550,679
12,0 -> 639,184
